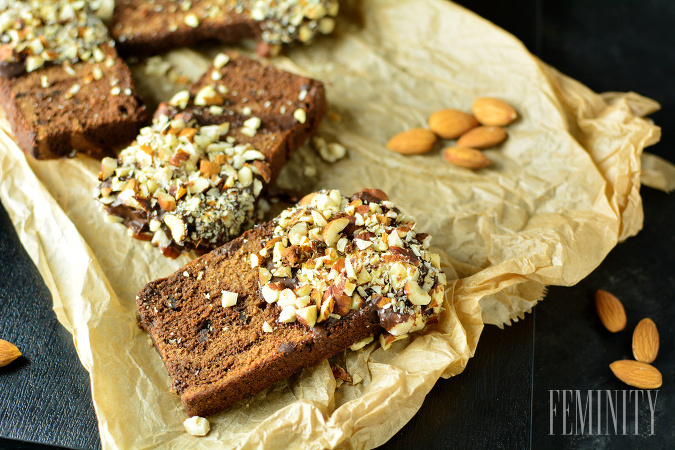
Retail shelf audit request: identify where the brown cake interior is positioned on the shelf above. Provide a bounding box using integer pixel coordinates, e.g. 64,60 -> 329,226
138,222 -> 381,416
0,52 -> 148,159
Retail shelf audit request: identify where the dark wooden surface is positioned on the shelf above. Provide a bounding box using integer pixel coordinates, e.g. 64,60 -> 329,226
1,1 -> 674,448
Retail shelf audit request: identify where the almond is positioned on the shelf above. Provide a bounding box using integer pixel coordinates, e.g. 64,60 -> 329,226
632,318 -> 659,363
296,305 -> 318,327
442,146 -> 492,169
299,192 -> 317,206
386,128 -> 437,155
322,217 -> 350,247
428,109 -> 479,139
404,280 -> 431,305
472,97 -> 518,126
595,289 -> 626,332
457,126 -> 507,149
177,127 -> 198,142
169,149 -> 190,167
157,192 -> 176,212
199,160 -> 220,178
609,360 -> 662,389
357,188 -> 389,202
164,214 -> 186,243
0,339 -> 21,367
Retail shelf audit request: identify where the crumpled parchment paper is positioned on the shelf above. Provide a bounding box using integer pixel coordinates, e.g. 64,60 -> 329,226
0,0 -> 672,448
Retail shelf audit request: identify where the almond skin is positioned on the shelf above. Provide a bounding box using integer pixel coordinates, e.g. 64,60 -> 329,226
428,109 -> 479,139
457,126 -> 508,149
632,318 -> 659,363
595,289 -> 627,332
387,128 -> 437,155
472,97 -> 518,126
0,339 -> 21,367
609,360 -> 662,389
442,146 -> 492,169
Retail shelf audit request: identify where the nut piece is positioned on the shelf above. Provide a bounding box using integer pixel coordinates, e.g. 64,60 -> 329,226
456,126 -> 507,149
200,160 -> 220,178
296,305 -> 318,327
164,214 -> 186,243
428,109 -> 479,139
609,360 -> 662,389
100,157 -> 117,180
169,149 -> 190,166
404,280 -> 431,306
632,318 -> 659,363
221,290 -> 238,308
595,289 -> 627,333
183,416 -> 210,436
322,218 -> 350,247
387,128 -> 437,155
194,85 -> 224,106
442,146 -> 492,169
0,339 -> 21,367
472,97 -> 518,126
157,193 -> 176,212
299,192 -> 317,206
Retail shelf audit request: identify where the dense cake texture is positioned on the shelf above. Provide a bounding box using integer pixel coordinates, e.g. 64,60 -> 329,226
137,189 -> 446,416
111,0 -> 339,56
0,0 -> 148,159
94,52 -> 325,257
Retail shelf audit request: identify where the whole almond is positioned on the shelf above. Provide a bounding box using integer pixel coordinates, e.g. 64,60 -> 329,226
442,146 -> 492,169
609,360 -> 662,389
472,97 -> 518,126
0,339 -> 21,367
387,128 -> 437,155
428,109 -> 479,139
595,289 -> 626,332
457,126 -> 507,149
632,318 -> 659,363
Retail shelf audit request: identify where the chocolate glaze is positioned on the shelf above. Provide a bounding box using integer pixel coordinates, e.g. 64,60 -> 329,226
0,60 -> 26,78
105,203 -> 149,235
377,305 -> 413,331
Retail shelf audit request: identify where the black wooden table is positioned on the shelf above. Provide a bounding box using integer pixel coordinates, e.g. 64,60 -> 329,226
1,1 -> 673,448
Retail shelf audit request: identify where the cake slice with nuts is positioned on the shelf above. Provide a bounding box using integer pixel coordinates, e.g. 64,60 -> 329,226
0,0 -> 148,159
94,52 -> 325,257
136,189 -> 446,416
111,0 -> 339,57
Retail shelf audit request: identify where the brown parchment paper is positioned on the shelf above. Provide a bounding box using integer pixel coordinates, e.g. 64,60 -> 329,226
1,0 -> 673,448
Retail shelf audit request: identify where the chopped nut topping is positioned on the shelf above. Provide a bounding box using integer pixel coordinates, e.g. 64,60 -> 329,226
0,0 -> 113,73
249,0 -> 340,45
95,88 -> 270,257
257,190 -> 445,341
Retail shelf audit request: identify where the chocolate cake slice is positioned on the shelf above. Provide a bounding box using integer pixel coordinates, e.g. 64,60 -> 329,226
95,52 -> 325,257
0,0 -> 148,159
111,0 -> 339,56
137,189 -> 446,416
